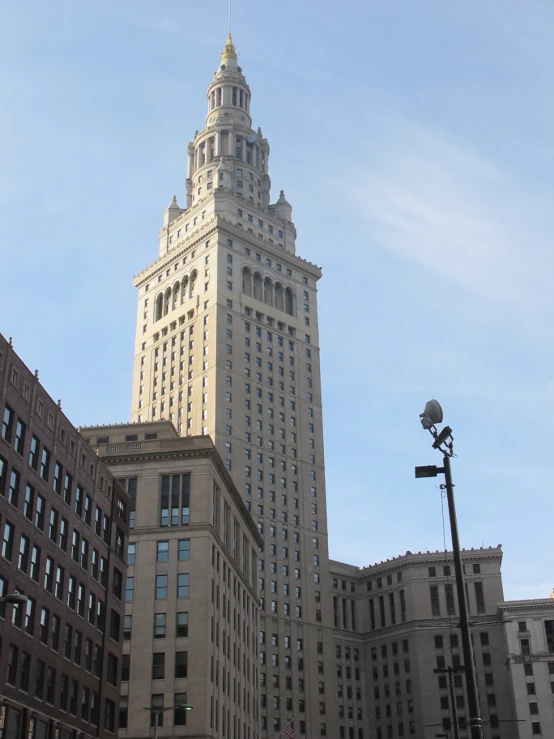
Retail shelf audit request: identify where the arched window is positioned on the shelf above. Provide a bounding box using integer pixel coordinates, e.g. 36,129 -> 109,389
190,270 -> 198,298
274,283 -> 284,312
172,282 -> 180,310
181,275 -> 189,304
253,272 -> 263,301
242,267 -> 252,296
264,277 -> 273,306
163,287 -> 172,316
285,287 -> 294,316
155,294 -> 164,322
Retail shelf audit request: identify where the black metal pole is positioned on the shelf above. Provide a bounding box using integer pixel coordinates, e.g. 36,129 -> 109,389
447,667 -> 461,739
442,454 -> 483,739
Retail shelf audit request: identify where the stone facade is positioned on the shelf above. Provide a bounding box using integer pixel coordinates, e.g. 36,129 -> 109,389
81,421 -> 263,739
0,334 -> 129,739
128,34 -> 337,739
330,547 -> 518,739
498,598 -> 554,738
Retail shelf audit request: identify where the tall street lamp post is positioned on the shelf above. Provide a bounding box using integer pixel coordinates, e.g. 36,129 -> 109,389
415,400 -> 483,739
143,703 -> 194,739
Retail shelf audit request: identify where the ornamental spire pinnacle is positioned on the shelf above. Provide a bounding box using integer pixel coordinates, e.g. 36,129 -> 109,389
220,33 -> 238,70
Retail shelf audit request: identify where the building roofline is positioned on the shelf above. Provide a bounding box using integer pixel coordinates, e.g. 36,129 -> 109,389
498,598 -> 554,614
329,545 -> 503,577
85,423 -> 263,547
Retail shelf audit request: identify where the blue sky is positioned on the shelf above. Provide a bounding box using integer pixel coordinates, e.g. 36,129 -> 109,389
1,0 -> 553,600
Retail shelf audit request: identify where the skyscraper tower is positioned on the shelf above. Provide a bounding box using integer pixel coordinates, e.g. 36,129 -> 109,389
131,35 -> 337,738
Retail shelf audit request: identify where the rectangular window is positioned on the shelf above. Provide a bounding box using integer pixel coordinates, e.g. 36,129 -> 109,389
160,473 -> 191,526
53,462 -> 63,495
156,575 -> 168,599
127,542 -> 136,564
2,405 -> 14,442
34,494 -> 45,530
175,651 -> 188,679
150,696 -> 164,727
63,473 -> 72,505
46,667 -> 56,704
445,583 -> 455,616
51,614 -> 60,650
177,611 -> 189,637
106,654 -> 118,686
82,493 -> 89,523
474,582 -> 485,614
154,613 -> 166,639
75,485 -> 83,516
126,577 -> 134,601
23,486 -> 35,521
40,447 -> 50,481
121,654 -> 130,682
0,455 -> 7,496
179,539 -> 190,560
2,520 -> 14,560
152,653 -> 165,679
174,693 -> 188,726
8,468 -> 20,506
30,544 -> 41,581
6,643 -> 18,685
39,607 -> 50,643
49,508 -> 58,542
113,568 -> 123,599
105,698 -> 116,733
35,660 -> 45,699
157,541 -> 169,562
18,533 -> 29,572
178,573 -> 189,598
430,585 -> 440,617
29,435 -> 40,470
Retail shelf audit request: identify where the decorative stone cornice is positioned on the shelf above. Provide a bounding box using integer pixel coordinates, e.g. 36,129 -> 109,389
498,599 -> 554,616
329,545 -> 503,580
134,209 -> 321,290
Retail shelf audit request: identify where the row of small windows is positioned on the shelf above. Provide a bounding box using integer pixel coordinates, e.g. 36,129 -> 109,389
209,85 -> 250,112
154,271 -> 198,322
242,268 -> 295,314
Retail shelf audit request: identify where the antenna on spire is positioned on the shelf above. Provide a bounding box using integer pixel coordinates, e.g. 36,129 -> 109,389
228,0 -> 232,35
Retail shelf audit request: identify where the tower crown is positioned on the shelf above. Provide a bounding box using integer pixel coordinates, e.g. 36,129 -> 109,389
183,34 -> 273,212
205,33 -> 252,128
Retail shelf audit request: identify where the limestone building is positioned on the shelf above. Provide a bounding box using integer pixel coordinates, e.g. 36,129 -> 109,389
498,598 -> 554,738
128,34 -> 337,739
0,334 -> 129,739
82,421 -> 263,739
330,547 -> 518,739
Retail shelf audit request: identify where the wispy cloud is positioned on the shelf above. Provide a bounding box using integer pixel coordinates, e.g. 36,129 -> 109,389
343,116 -> 554,307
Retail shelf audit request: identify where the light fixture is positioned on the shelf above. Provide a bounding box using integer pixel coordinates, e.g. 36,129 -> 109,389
0,593 -> 30,606
414,465 -> 440,479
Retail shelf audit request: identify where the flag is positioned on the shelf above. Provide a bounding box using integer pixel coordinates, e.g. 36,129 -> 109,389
285,722 -> 294,739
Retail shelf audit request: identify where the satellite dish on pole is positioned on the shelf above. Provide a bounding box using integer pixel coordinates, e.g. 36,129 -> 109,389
420,399 -> 443,429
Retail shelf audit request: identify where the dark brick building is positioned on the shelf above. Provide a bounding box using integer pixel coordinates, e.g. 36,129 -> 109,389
0,334 -> 129,739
